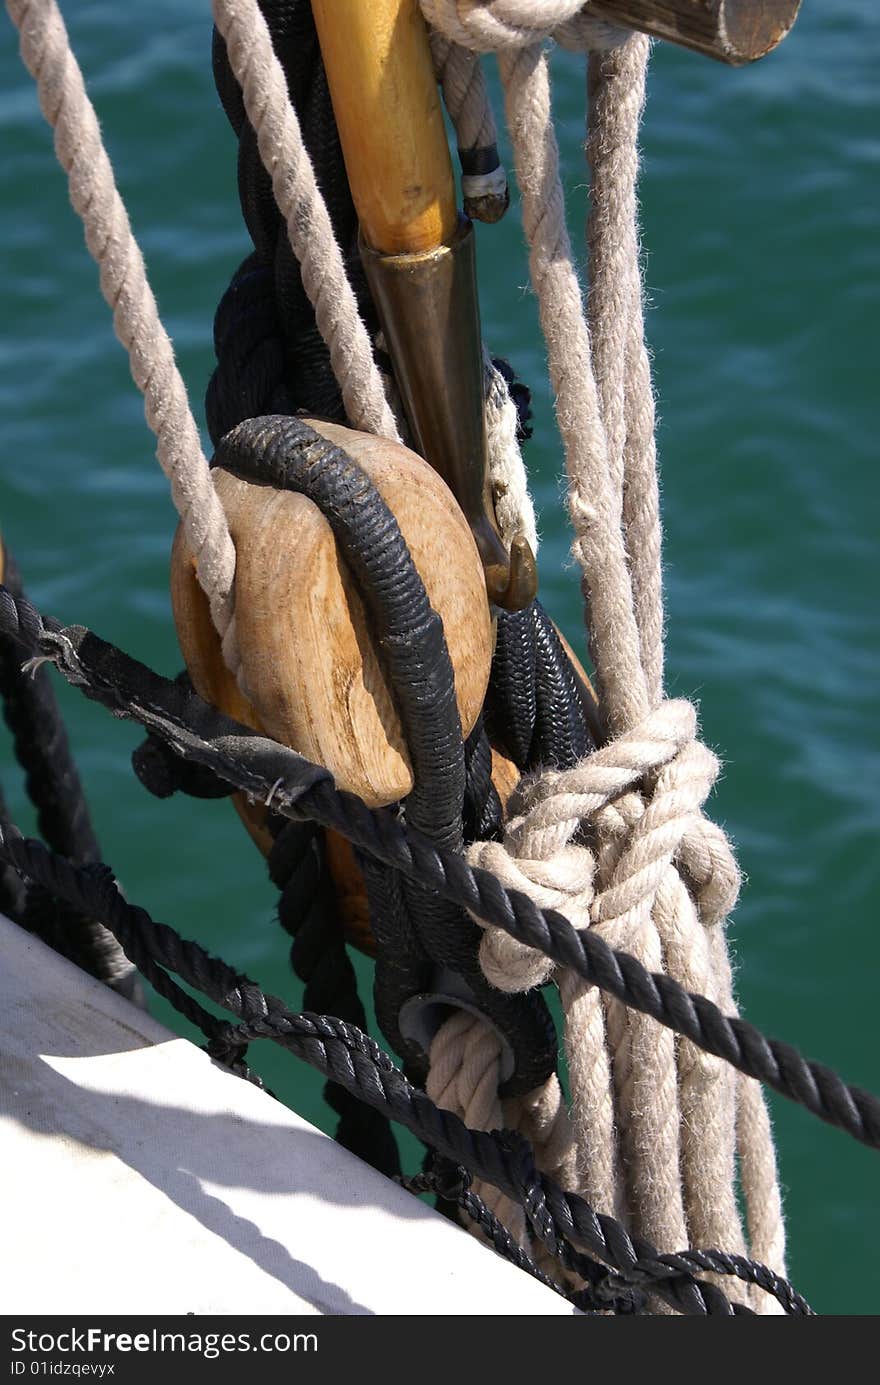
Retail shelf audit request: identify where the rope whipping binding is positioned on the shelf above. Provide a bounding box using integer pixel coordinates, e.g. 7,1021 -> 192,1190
2,0 -> 860,1311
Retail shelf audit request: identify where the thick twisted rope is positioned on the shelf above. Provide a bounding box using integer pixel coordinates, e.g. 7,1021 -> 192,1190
427,1013 -> 577,1256
5,0 -> 237,643
211,0 -> 399,446
427,1013 -> 530,1244
420,3 -> 786,1304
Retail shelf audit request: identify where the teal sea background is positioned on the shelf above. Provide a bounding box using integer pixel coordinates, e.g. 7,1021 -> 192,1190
1,2 -> 877,1314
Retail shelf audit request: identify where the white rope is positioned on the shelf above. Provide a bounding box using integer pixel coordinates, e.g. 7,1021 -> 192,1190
420,1 -> 627,53
6,0 -> 236,643
211,0 -> 401,445
422,1 -> 786,1305
427,1013 -> 529,1245
484,356 -> 539,556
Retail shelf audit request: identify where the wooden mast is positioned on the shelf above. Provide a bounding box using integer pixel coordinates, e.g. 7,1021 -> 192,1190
311,0 -> 537,612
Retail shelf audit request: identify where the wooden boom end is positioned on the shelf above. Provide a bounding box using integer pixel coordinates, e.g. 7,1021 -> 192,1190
590,0 -> 802,65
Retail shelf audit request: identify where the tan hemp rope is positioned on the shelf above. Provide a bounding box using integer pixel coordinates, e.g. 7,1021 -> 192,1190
7,0 -> 237,647
421,1 -> 786,1308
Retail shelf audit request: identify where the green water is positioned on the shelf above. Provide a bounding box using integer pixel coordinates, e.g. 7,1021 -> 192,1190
1,2 -> 877,1314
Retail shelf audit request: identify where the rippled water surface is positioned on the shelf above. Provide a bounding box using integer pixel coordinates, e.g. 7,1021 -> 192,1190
1,2 -> 877,1313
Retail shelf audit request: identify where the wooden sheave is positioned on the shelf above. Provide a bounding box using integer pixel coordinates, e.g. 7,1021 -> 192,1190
175,2 -> 505,810
172,420 -> 498,957
172,420 -> 493,812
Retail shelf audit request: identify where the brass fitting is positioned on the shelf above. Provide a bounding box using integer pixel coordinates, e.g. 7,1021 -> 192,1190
361,218 -> 537,612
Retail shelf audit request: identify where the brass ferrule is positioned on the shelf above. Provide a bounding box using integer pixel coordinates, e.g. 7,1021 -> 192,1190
360,217 -> 536,611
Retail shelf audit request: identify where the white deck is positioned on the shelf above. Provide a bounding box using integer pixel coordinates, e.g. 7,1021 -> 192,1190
0,915 -> 574,1315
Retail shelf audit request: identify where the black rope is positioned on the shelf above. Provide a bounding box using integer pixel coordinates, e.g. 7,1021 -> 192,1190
268,817 -> 401,1177
207,3 -> 562,1112
0,545 -> 134,990
485,600 -> 603,773
397,1156 -> 644,1314
214,414 -> 558,1096
1,584 -> 877,1154
0,823 -> 810,1317
207,0 -> 372,442
0,546 -> 100,863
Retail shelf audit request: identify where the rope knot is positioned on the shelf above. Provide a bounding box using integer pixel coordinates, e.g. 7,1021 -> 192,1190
420,1 -> 628,54
467,700 -> 741,993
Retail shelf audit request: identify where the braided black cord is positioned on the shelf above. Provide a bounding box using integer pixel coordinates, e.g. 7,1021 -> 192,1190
215,415 -> 557,1095
0,547 -> 135,989
485,607 -> 539,767
485,601 -> 601,776
0,547 -> 100,862
530,600 -> 603,765
268,818 -> 401,1177
0,824 -> 807,1316
398,1159 -> 639,1313
462,715 -> 504,845
1,584 -> 877,1152
0,785 -> 27,919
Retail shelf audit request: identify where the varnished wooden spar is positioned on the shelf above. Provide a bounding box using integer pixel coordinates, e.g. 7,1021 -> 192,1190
309,0 -> 455,255
310,0 -> 536,612
590,0 -> 801,64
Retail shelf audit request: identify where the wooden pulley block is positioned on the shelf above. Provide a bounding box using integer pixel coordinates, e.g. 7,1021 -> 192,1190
170,417 -> 494,812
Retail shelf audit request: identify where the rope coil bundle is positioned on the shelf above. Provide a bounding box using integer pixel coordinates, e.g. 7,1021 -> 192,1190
1,0 -> 833,1313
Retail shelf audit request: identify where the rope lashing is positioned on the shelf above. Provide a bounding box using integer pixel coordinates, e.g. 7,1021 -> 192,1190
420,2 -> 628,54
471,700 -> 738,980
0,824 -> 813,1316
2,583 -> 878,1160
